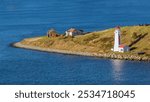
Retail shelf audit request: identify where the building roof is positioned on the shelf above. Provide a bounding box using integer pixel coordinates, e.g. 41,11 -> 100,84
119,44 -> 128,48
67,28 -> 78,32
115,26 -> 120,30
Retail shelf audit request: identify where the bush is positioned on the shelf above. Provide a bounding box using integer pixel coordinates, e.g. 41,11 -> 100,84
131,32 -> 138,39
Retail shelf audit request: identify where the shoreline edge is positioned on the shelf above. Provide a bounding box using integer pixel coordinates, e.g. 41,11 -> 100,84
12,42 -> 150,62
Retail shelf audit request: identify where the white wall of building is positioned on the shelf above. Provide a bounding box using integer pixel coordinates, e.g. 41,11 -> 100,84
114,29 -> 121,51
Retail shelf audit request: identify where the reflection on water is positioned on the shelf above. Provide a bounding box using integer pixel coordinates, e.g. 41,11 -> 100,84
111,60 -> 125,81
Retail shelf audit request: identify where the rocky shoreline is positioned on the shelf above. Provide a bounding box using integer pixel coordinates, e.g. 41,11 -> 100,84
13,42 -> 150,61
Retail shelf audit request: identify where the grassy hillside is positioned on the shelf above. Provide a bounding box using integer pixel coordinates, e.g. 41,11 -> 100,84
21,26 -> 150,57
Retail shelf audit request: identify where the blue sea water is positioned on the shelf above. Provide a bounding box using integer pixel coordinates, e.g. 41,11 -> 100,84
0,0 -> 150,85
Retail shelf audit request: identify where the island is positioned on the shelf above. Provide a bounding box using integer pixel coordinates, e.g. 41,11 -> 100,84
13,25 -> 150,61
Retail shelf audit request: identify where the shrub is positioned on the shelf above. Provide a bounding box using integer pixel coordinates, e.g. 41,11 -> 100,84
131,32 -> 138,39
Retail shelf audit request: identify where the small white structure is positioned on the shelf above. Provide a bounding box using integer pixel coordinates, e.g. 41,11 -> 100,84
65,28 -> 83,36
112,26 -> 130,52
118,45 -> 130,52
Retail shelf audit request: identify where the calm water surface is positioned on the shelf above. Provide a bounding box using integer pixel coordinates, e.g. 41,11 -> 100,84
0,0 -> 150,84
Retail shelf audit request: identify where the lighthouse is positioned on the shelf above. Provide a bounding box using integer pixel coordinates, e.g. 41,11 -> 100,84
113,26 -> 121,51
112,26 -> 130,52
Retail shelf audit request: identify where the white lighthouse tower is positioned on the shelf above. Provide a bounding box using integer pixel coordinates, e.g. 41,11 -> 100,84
113,26 -> 121,51
112,26 -> 130,52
